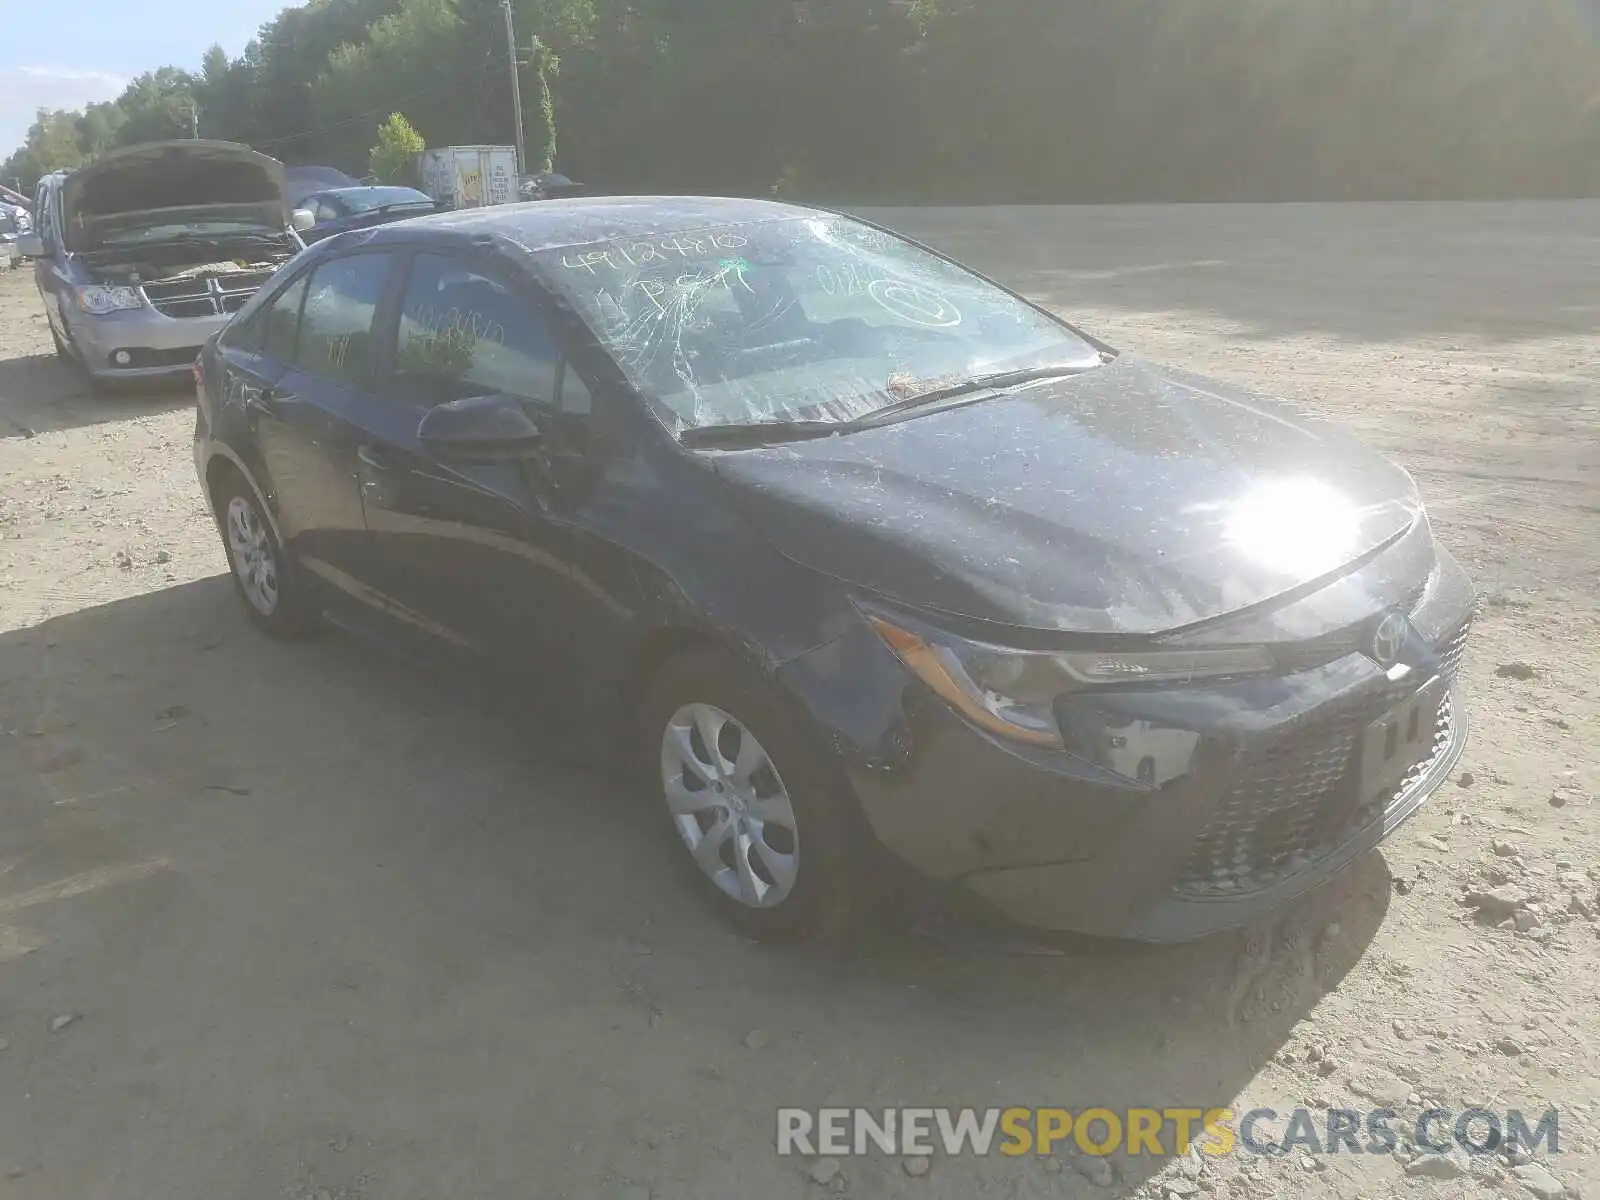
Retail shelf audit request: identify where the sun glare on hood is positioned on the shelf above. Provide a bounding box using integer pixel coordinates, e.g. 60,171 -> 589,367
1223,477 -> 1365,580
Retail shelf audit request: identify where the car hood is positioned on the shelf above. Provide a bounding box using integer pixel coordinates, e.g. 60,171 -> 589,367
709,356 -> 1423,635
61,140 -> 288,252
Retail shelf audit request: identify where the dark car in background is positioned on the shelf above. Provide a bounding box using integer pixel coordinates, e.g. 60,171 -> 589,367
284,165 -> 360,210
295,186 -> 442,244
191,197 -> 1472,944
519,171 -> 586,202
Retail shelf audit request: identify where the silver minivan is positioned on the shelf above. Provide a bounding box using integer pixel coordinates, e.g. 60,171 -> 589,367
20,140 -> 313,388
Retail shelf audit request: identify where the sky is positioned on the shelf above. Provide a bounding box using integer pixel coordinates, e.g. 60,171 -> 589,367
0,0 -> 299,160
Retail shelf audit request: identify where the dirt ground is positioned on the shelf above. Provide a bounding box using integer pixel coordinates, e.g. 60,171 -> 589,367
0,203 -> 1596,1200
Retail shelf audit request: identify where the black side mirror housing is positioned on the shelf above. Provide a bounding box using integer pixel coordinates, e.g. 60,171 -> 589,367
417,394 -> 544,462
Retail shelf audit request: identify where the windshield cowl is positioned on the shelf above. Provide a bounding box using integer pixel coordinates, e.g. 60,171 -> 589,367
678,360 -> 1110,449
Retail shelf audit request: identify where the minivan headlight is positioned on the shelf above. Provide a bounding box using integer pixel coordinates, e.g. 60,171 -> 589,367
864,611 -> 1273,750
76,285 -> 144,315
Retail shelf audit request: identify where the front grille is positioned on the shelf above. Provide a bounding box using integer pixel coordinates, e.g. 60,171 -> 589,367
1437,617 -> 1470,678
218,270 -> 274,312
142,279 -> 216,318
1173,616 -> 1469,899
140,270 -> 274,318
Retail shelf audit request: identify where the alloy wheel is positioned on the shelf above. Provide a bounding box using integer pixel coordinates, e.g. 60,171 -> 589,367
225,495 -> 279,616
660,703 -> 800,908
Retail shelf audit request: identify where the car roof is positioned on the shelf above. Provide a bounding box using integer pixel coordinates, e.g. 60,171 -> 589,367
356,195 -> 823,255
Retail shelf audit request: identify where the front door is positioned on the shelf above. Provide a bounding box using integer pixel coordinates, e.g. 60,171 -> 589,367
350,250 -> 637,693
350,251 -> 574,663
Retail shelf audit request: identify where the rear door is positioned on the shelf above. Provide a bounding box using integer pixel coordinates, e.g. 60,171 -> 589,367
223,251 -> 402,614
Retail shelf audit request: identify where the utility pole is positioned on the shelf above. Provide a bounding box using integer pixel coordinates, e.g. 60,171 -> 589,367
501,0 -> 527,176
188,104 -> 199,139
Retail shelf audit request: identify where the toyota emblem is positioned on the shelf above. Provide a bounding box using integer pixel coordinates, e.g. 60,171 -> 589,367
1370,611 -> 1409,668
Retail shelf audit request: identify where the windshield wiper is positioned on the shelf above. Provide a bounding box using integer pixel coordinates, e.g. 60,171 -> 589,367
678,360 -> 1110,450
679,420 -> 844,449
850,361 -> 1104,430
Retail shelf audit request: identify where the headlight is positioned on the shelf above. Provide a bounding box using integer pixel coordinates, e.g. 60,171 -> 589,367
76,285 -> 144,315
864,610 -> 1273,750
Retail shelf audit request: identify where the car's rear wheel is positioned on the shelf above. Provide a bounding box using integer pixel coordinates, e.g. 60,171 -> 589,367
641,649 -> 856,942
212,469 -> 317,638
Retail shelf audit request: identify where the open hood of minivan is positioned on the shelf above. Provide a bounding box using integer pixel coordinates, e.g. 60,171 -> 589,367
61,140 -> 288,252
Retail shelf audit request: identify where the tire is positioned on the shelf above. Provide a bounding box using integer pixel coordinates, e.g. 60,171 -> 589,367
48,322 -> 70,362
641,647 -> 858,943
211,467 -> 318,639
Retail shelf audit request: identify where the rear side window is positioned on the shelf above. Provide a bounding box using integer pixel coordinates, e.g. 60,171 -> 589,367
295,254 -> 395,386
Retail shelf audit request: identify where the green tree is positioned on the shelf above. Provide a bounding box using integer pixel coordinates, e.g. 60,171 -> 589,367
5,0 -> 1599,202
369,112 -> 426,184
313,0 -> 463,167
0,109 -> 90,192
526,35 -> 559,173
108,69 -> 198,147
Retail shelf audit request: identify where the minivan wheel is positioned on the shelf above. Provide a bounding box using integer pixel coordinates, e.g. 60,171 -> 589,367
213,471 -> 317,638
641,649 -> 856,942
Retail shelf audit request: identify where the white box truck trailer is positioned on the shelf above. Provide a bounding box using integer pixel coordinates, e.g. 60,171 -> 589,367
417,146 -> 519,211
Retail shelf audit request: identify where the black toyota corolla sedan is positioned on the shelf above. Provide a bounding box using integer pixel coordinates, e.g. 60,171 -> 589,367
193,197 -> 1472,943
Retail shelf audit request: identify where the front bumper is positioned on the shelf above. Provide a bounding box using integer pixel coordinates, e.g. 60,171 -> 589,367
780,545 -> 1474,943
68,306 -> 231,381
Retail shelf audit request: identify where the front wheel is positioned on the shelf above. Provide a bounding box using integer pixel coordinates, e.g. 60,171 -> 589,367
213,471 -> 317,638
641,649 -> 858,942
48,321 -> 71,362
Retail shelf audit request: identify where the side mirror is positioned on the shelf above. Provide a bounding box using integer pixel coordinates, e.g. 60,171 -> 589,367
16,233 -> 44,259
290,209 -> 316,233
417,393 -> 544,462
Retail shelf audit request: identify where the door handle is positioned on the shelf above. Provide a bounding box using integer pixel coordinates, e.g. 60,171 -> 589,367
248,387 -> 292,415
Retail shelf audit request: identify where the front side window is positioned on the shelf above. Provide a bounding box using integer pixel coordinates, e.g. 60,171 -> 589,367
295,253 -> 395,385
535,214 -> 1100,432
394,253 -> 562,407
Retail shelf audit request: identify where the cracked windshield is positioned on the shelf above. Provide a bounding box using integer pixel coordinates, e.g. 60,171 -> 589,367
539,216 -> 1101,431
